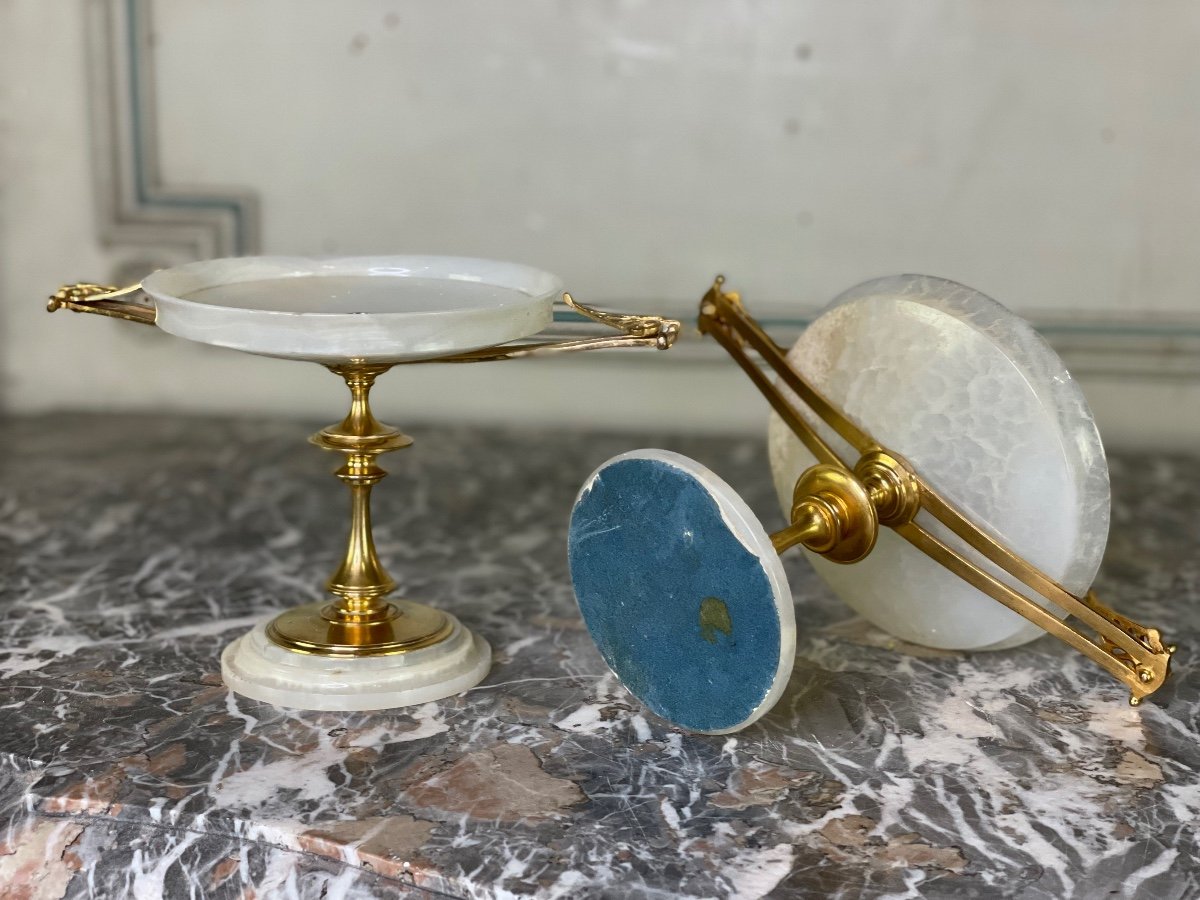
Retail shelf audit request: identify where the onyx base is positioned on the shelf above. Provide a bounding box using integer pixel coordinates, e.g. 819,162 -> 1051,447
221,617 -> 491,712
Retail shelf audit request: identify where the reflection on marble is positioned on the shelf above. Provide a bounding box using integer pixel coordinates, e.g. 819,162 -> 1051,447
0,415 -> 1196,898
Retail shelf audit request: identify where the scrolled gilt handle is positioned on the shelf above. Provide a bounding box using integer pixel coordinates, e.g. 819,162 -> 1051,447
563,293 -> 681,350
47,282 -> 156,326
429,293 -> 682,362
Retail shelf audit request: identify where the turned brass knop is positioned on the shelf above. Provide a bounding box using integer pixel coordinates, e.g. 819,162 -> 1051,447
771,464 -> 878,563
855,449 -> 921,528
770,452 -> 920,564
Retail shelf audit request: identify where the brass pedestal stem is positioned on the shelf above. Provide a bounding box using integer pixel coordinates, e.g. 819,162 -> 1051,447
266,364 -> 453,658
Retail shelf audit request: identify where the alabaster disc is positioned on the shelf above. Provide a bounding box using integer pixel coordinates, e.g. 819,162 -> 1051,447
767,275 -> 1110,651
568,450 -> 795,734
220,614 -> 491,711
141,255 -> 559,363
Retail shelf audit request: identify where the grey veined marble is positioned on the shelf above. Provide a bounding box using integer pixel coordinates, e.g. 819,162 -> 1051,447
0,415 -> 1196,899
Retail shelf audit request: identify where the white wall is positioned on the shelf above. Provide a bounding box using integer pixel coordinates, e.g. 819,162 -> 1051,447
2,1 -> 1198,447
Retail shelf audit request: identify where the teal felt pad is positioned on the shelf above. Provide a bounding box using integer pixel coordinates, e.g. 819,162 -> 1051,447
568,455 -> 783,732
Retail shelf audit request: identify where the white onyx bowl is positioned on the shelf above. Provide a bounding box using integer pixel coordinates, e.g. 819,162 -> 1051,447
139,255 -> 560,363
767,275 -> 1110,651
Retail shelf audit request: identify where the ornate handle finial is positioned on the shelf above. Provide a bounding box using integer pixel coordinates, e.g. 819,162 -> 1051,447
430,294 -> 681,362
562,293 -> 681,349
47,282 -> 155,325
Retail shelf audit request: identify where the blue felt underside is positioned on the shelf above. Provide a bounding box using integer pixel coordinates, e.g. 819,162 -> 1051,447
568,457 -> 781,732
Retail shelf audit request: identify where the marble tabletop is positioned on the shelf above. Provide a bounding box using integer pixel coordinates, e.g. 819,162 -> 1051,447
0,414 -> 1196,899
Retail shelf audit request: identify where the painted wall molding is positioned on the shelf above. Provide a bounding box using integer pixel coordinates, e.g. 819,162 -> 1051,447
86,0 -> 260,278
557,302 -> 1200,382
76,0 -> 1197,385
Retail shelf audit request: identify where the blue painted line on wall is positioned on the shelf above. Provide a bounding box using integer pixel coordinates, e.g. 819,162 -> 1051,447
125,0 -> 249,253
